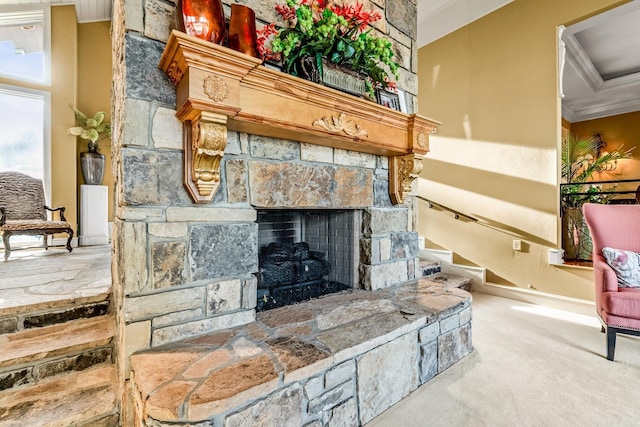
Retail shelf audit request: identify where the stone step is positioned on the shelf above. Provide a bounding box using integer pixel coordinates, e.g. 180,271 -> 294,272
418,259 -> 442,278
424,272 -> 472,292
0,293 -> 111,336
0,364 -> 119,427
0,316 -> 115,391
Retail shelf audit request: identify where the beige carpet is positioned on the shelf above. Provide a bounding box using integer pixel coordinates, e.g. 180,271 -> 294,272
367,292 -> 640,427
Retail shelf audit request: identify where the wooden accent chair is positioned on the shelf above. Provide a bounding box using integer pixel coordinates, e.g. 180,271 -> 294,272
0,171 -> 73,260
582,203 -> 640,360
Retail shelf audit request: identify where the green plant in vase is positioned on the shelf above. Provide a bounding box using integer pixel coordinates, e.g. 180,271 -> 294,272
561,133 -> 633,260
68,106 -> 112,153
68,106 -> 112,185
561,133 -> 633,208
257,0 -> 399,99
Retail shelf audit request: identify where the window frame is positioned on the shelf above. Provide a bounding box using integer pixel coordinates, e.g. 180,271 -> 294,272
0,4 -> 51,86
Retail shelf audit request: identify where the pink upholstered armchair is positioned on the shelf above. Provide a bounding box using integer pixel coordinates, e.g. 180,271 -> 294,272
582,203 -> 640,361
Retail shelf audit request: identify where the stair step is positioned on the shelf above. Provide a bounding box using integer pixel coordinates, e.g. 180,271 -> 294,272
0,316 -> 115,390
419,259 -> 442,277
0,293 -> 111,335
424,272 -> 472,292
0,364 -> 119,427
0,244 -> 111,321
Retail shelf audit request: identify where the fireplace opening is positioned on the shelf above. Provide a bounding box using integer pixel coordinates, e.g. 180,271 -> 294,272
256,210 -> 361,311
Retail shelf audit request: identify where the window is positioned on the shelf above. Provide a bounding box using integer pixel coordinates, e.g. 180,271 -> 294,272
0,6 -> 51,249
0,84 -> 50,248
0,6 -> 50,84
0,85 -> 49,180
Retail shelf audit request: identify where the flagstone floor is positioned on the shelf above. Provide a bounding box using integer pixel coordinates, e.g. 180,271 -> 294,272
0,244 -> 112,314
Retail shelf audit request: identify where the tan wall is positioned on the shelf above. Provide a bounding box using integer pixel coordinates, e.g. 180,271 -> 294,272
571,111 -> 640,187
417,0 -> 628,301
77,21 -> 114,222
51,5 -> 79,234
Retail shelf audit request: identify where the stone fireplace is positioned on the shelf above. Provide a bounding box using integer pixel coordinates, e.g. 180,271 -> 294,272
256,209 -> 359,310
111,0 -> 471,425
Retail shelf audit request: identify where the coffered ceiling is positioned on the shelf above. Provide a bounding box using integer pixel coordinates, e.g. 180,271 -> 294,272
561,0 -> 640,122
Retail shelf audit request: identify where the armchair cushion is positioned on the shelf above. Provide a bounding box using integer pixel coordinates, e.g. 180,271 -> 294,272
602,247 -> 640,288
1,220 -> 72,232
602,289 -> 640,321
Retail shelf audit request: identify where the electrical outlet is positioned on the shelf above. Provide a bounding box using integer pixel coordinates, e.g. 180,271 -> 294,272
512,239 -> 522,251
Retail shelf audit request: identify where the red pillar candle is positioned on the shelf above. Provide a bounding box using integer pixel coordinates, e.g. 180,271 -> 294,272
178,0 -> 226,44
228,4 -> 258,58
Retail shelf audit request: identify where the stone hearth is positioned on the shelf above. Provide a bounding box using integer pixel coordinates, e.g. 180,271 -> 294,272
129,278 -> 472,426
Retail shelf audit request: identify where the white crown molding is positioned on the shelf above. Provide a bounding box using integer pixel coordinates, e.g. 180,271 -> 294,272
601,70 -> 640,91
561,104 -> 575,122
563,34 -> 602,93
417,0 -> 513,47
567,98 -> 640,122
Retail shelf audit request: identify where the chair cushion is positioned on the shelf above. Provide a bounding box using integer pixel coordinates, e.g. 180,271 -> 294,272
602,247 -> 640,288
602,288 -> 640,320
1,220 -> 71,232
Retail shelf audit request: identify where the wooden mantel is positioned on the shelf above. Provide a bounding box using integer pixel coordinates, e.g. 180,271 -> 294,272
159,30 -> 441,204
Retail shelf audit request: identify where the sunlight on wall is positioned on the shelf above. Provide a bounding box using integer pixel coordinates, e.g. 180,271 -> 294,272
426,135 -> 557,184
462,114 -> 472,140
431,64 -> 440,90
418,177 -> 558,243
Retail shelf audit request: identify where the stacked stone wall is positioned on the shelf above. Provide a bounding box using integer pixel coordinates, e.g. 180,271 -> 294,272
114,0 -> 421,369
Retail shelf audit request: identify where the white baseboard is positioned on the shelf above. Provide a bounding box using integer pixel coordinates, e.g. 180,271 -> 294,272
79,235 -> 109,246
419,247 -> 595,316
419,248 -> 453,264
475,282 -> 595,317
420,248 -> 486,288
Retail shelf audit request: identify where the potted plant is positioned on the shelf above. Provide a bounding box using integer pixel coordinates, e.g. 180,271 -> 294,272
257,0 -> 399,100
68,106 -> 111,185
561,133 -> 633,260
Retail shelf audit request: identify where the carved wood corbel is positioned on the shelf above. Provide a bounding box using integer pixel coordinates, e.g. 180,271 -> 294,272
183,111 -> 228,203
389,154 -> 424,205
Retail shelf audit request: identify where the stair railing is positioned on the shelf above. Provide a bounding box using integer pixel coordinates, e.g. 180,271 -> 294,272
416,196 -> 478,222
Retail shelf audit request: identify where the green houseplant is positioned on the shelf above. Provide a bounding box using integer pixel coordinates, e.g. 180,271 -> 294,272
561,133 -> 633,207
257,0 -> 399,99
561,133 -> 633,260
68,106 -> 111,185
68,106 -> 112,153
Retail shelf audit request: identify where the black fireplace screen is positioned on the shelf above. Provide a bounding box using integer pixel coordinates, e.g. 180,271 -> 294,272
256,210 -> 358,311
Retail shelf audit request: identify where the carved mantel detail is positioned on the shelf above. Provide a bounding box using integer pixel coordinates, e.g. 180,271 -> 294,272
159,30 -> 440,204
417,133 -> 428,150
203,75 -> 229,102
312,113 -> 368,137
183,112 -> 228,203
389,154 -> 424,205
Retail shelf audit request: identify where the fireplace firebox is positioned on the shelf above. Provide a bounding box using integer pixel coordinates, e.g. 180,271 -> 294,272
256,210 -> 360,310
